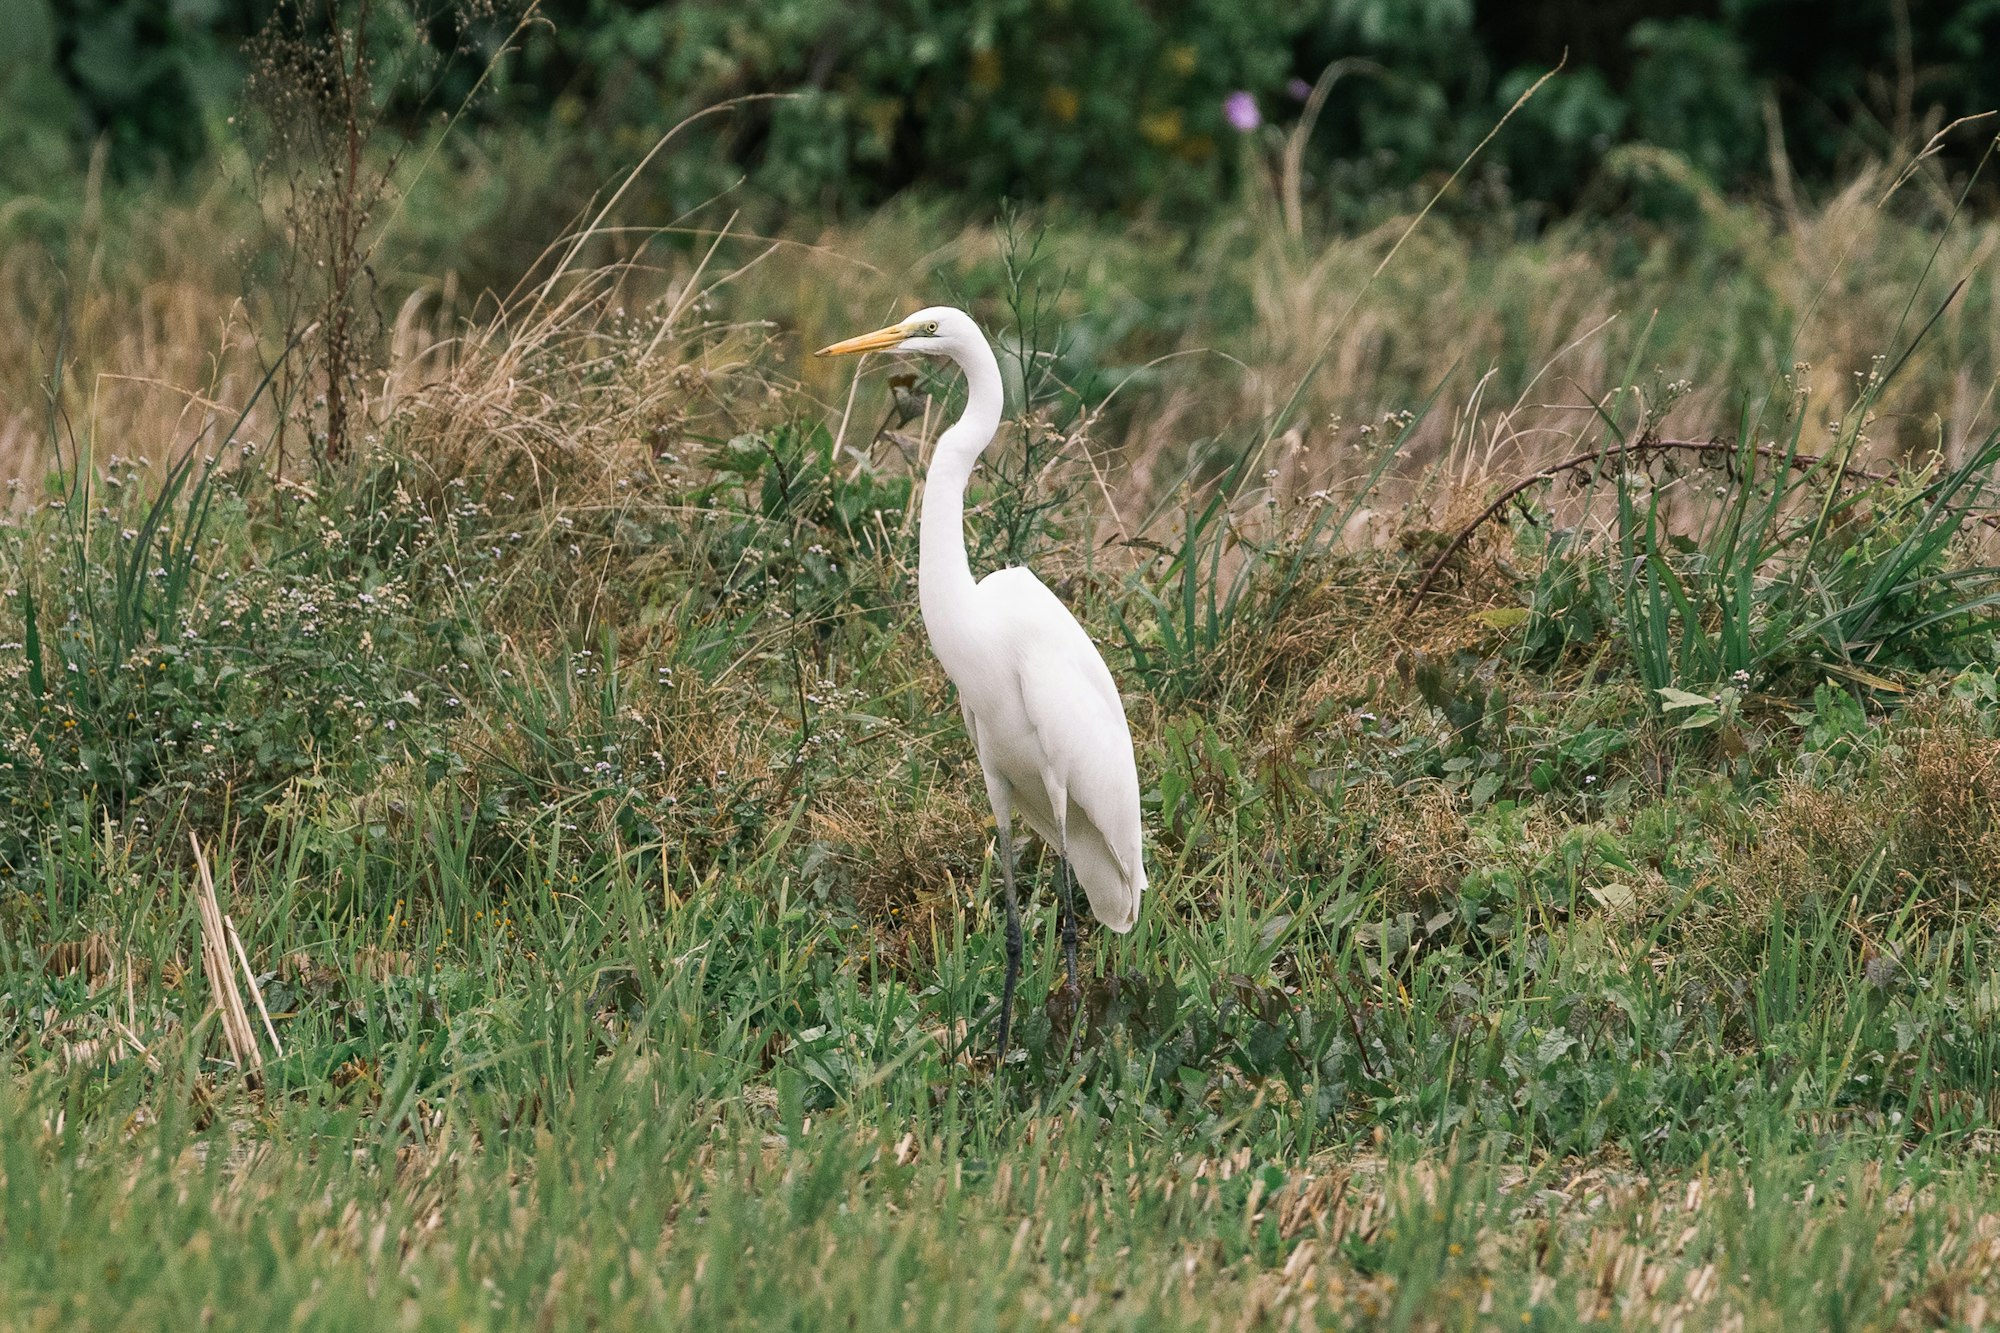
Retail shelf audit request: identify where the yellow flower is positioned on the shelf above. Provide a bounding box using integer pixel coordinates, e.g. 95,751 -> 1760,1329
1175,134 -> 1215,162
1138,109 -> 1183,146
1165,44 -> 1198,76
969,49 -> 1002,92
1044,86 -> 1080,123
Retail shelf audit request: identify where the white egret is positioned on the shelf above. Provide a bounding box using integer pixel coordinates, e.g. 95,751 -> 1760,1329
817,307 -> 1146,1062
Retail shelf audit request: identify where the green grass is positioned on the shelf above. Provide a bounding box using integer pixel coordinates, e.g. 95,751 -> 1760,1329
9,425 -> 2000,1329
10,797 -> 2000,1328
9,146 -> 2000,1327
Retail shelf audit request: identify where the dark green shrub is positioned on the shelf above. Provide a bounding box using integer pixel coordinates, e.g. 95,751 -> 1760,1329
16,0 -> 2000,219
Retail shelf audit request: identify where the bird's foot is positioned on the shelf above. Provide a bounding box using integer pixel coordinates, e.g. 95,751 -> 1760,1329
1044,980 -> 1086,1058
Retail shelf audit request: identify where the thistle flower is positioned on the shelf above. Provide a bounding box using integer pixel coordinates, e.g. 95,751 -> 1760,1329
1223,91 -> 1260,132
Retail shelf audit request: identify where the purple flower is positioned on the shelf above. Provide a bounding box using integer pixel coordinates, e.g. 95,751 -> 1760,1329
1287,77 -> 1313,103
1222,91 -> 1261,133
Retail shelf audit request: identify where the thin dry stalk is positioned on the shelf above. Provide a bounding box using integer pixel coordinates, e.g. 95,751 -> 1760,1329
1281,59 -> 1386,240
190,832 -> 263,1080
227,914 -> 285,1058
113,1018 -> 163,1073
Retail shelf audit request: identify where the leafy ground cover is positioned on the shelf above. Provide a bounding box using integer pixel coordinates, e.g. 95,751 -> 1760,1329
7,133 -> 2000,1328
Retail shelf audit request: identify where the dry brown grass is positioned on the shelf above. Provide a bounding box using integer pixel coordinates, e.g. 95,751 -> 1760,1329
0,159 -> 774,502
1339,779 -> 1487,915
11,149 -> 1998,605
382,252 -> 777,508
808,772 -> 986,940
732,161 -> 2000,552
0,178 -> 266,480
1703,698 -> 2000,960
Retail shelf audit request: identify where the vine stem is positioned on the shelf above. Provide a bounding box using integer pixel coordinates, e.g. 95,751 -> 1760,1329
1404,437 -> 1897,607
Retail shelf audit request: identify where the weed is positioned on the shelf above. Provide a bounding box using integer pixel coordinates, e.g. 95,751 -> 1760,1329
11,114 -> 2000,1331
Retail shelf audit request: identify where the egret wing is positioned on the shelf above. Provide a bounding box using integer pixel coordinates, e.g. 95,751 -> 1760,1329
981,569 -> 1146,929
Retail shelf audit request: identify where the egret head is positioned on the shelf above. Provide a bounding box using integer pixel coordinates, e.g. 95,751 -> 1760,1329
814,306 -> 982,361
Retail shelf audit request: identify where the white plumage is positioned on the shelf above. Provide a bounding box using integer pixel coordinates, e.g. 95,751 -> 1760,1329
818,306 -> 1146,1059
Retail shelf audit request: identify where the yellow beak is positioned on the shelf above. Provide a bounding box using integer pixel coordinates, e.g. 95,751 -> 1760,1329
814,323 -> 909,357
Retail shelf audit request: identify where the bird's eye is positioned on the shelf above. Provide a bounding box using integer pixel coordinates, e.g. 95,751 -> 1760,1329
925,321 -> 939,334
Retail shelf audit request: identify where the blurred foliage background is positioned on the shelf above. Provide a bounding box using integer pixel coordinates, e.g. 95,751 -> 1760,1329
5,0 -> 1999,223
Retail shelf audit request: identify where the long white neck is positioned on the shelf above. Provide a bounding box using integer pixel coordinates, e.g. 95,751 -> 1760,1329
918,336 -> 1005,642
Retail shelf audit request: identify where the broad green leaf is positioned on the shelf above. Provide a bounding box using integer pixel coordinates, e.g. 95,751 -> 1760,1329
1472,607 -> 1531,631
1655,686 -> 1715,709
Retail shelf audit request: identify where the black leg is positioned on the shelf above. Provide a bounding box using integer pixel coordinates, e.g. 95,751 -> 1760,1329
997,859 -> 1022,1065
1056,860 -> 1082,1005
